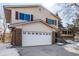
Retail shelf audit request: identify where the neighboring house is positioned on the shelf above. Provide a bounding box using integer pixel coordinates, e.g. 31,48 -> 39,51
60,28 -> 74,41
3,5 -> 59,46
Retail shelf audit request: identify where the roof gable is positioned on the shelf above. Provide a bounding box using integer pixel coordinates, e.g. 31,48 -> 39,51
3,5 -> 59,19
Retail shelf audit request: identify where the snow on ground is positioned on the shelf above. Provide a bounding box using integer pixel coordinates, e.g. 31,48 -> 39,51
0,48 -> 19,56
65,40 -> 76,44
0,43 -> 12,50
63,40 -> 79,54
0,43 -> 19,56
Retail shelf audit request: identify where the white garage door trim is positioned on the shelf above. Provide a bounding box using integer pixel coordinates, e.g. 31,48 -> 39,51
22,31 -> 52,46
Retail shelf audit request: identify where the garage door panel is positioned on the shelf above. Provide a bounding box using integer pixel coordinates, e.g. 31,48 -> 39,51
22,31 -> 52,46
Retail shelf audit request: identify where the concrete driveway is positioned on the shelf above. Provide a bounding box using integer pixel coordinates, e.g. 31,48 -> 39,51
17,45 -> 79,56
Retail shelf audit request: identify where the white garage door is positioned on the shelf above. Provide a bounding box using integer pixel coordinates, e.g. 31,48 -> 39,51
22,31 -> 52,46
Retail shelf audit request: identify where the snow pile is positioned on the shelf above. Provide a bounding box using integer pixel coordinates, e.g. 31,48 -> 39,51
56,43 -> 64,46
63,44 -> 79,54
0,43 -> 19,56
65,40 -> 76,44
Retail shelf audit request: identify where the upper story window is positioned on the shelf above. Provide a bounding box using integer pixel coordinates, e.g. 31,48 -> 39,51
19,13 -> 25,20
15,11 -> 33,21
46,18 -> 57,25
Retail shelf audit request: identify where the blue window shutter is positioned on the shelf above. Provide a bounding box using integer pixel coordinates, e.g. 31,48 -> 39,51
19,13 -> 24,20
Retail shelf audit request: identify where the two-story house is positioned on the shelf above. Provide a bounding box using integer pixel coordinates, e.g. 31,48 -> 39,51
73,14 -> 79,41
3,5 -> 59,46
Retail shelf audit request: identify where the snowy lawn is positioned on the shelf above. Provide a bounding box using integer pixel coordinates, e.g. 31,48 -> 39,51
0,43 -> 19,56
63,40 -> 79,54
65,40 -> 77,44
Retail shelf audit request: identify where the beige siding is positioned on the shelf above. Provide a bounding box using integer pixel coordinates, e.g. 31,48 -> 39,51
7,7 -> 58,28
16,22 -> 56,32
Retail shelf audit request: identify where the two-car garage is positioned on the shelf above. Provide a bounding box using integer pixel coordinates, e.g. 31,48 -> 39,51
22,31 -> 52,46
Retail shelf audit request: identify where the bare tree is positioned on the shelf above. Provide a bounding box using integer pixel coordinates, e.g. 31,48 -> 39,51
55,3 -> 79,27
2,19 -> 6,42
0,15 -> 7,42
